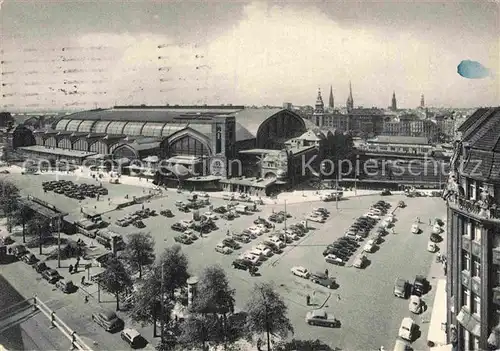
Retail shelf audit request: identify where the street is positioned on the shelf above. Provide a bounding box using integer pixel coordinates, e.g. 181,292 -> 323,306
0,170 -> 447,350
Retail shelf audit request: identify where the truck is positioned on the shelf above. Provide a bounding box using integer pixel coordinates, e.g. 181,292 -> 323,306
95,230 -> 125,251
235,205 -> 249,214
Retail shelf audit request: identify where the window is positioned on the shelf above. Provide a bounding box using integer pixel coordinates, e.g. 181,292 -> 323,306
463,251 -> 471,271
468,181 -> 476,200
463,287 -> 470,309
465,222 -> 472,238
472,294 -> 481,316
474,227 -> 482,243
463,330 -> 470,350
472,257 -> 481,278
472,336 -> 479,351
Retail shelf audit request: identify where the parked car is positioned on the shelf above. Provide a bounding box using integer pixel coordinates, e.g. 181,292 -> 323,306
427,241 -> 438,253
409,295 -> 423,314
171,223 -> 186,232
353,254 -> 368,269
305,309 -> 339,328
325,254 -> 344,266
394,278 -> 409,298
56,279 -> 76,293
307,215 -> 325,223
394,339 -> 413,351
411,224 -> 420,234
266,236 -> 285,249
121,328 -> 142,348
215,243 -> 233,254
381,189 -> 392,196
33,261 -> 49,273
222,238 -> 241,250
232,234 -> 251,244
290,266 -> 310,278
22,253 -> 38,264
42,268 -> 61,284
133,220 -> 146,229
174,235 -> 193,245
240,253 -> 260,265
92,310 -> 123,332
160,210 -> 174,217
432,224 -> 443,234
398,317 -> 416,341
254,244 -> 273,257
232,259 -> 253,270
310,272 -> 336,289
412,275 -> 427,296
363,240 -> 376,253
430,233 -> 441,243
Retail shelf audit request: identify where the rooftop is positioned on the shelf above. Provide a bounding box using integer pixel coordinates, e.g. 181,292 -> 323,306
19,145 -> 98,158
366,136 -> 430,145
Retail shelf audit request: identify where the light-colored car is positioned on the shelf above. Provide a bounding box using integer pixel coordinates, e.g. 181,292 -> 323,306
345,232 -> 363,241
248,226 -> 264,236
284,231 -> 300,241
353,254 -> 368,268
307,215 -> 325,223
370,208 -> 383,215
394,278 -> 409,298
394,339 -> 413,351
241,253 -> 260,265
409,295 -> 423,314
291,266 -> 310,278
411,224 -> 420,234
305,309 -> 338,328
268,236 -> 286,248
398,317 -> 416,341
325,254 -> 344,265
255,244 -> 273,257
204,212 -> 218,220
363,240 -> 375,253
121,328 -> 142,348
427,241 -> 438,252
432,225 -> 442,234
365,212 -> 380,220
180,219 -> 195,228
250,248 -> 267,259
256,224 -> 270,232
215,243 -> 232,254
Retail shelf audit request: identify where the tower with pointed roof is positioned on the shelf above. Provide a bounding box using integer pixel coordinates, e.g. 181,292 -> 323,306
313,88 -> 325,127
346,81 -> 354,112
420,94 -> 425,108
391,91 -> 397,111
328,86 -> 334,109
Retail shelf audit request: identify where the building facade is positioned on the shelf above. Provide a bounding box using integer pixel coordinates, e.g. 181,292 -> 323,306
443,107 -> 500,350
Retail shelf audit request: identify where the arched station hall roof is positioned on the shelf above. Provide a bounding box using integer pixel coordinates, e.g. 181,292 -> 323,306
50,105 -> 307,142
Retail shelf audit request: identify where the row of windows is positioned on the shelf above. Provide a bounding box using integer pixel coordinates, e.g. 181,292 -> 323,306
463,286 -> 481,316
463,330 -> 480,351
463,221 -> 482,243
364,145 -> 432,153
462,251 -> 481,277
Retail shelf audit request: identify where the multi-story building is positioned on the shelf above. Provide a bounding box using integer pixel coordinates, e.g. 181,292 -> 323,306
443,107 -> 500,350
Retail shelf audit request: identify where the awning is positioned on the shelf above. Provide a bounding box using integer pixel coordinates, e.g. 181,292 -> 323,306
114,158 -> 130,164
163,164 -> 191,178
143,155 -> 159,163
85,154 -> 107,160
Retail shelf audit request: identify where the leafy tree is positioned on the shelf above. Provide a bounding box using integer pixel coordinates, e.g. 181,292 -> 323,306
25,216 -> 51,254
11,204 -> 31,243
101,257 -> 133,311
123,232 -> 156,278
245,283 -> 294,351
181,265 -> 236,349
131,245 -> 189,337
0,180 -> 20,231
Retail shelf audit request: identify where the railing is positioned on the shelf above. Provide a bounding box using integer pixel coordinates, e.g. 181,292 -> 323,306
33,295 -> 94,351
448,195 -> 500,222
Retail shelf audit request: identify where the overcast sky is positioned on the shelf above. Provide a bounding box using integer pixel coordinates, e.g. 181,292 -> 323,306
1,0 -> 498,111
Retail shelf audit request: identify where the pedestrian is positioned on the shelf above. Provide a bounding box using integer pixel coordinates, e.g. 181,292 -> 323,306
337,294 -> 341,301
142,204 -> 145,210
84,295 -> 89,303
81,276 -> 85,286
324,268 -> 329,277
416,217 -> 420,223
391,228 -> 395,234
429,218 -> 432,226
226,229 -> 230,236
69,264 -> 73,274
74,263 -> 79,273
306,294 -> 311,306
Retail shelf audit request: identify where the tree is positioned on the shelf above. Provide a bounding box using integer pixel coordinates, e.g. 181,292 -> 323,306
11,204 -> 31,243
25,216 -> 51,255
275,339 -> 333,351
101,257 -> 133,311
0,180 -> 20,231
245,283 -> 294,351
183,265 -> 236,349
131,245 -> 189,337
123,232 -> 156,279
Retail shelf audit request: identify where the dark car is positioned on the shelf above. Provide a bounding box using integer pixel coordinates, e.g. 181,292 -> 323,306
232,234 -> 251,243
394,278 -> 409,298
430,233 -> 442,243
33,261 -> 49,273
311,272 -> 336,289
232,259 -> 253,270
133,220 -> 146,229
412,275 -> 427,296
381,189 -> 392,196
174,235 -> 193,245
222,238 -> 241,250
160,210 -> 174,217
336,238 -> 359,248
171,223 -> 186,232
213,206 -> 227,214
179,206 -> 190,213
22,253 -> 38,265
42,268 -> 61,284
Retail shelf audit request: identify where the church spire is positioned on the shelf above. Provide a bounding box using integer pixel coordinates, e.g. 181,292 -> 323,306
313,87 -> 325,127
346,81 -> 354,112
328,85 -> 334,109
391,91 -> 397,111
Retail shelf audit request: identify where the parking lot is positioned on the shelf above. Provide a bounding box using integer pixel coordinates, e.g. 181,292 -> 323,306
1,170 -> 447,350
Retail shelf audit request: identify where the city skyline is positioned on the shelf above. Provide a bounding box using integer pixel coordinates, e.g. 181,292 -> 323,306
1,0 -> 499,111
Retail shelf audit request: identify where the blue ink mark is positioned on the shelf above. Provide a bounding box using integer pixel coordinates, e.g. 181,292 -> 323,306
457,60 -> 490,79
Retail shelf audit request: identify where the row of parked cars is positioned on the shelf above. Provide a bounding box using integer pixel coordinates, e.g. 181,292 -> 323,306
43,180 -> 108,200
9,244 -> 76,293
171,217 -> 218,244
231,216 -> 311,272
321,201 -> 392,268
115,208 -> 157,228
